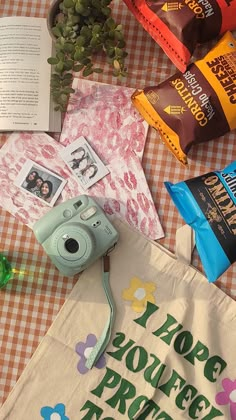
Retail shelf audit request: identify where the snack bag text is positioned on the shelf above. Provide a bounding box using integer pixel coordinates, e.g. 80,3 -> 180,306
132,31 -> 236,165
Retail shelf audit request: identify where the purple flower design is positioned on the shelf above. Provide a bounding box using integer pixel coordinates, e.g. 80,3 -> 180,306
215,378 -> 236,419
75,333 -> 106,374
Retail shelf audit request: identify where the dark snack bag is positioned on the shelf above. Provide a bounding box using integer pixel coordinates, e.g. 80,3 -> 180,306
123,0 -> 236,72
165,161 -> 236,282
132,31 -> 236,165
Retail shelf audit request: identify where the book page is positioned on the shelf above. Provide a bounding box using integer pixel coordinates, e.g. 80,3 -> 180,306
0,16 -> 58,131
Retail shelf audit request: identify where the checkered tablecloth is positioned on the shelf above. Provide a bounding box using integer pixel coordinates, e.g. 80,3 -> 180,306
0,0 -> 236,408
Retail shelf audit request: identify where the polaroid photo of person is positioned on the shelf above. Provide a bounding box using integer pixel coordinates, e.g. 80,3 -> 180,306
60,136 -> 109,190
14,159 -> 67,207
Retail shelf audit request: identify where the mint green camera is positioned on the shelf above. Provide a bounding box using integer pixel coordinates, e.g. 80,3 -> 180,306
33,195 -> 119,276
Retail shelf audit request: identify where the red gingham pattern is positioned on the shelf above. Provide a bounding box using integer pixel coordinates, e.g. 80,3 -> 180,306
0,0 -> 236,407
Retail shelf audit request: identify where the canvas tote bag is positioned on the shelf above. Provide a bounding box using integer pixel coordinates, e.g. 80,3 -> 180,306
1,219 -> 236,420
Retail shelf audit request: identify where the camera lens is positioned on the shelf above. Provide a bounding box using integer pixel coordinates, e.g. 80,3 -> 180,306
64,238 -> 79,254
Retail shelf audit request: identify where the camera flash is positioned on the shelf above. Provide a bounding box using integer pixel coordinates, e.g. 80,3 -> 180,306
80,206 -> 97,220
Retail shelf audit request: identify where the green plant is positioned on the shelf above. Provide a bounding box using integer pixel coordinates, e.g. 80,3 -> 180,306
48,0 -> 128,111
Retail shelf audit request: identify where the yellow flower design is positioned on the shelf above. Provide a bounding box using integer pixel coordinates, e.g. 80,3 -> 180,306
122,277 -> 156,313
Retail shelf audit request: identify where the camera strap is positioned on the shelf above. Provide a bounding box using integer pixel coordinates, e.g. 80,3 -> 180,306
85,254 -> 115,369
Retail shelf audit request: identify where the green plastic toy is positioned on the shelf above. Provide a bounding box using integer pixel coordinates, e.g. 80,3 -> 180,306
0,254 -> 12,288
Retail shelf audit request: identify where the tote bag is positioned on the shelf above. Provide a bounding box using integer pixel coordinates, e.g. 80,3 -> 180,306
0,219 -> 236,420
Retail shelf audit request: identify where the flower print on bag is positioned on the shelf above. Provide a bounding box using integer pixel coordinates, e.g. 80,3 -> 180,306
75,334 -> 106,374
215,378 -> 236,420
122,277 -> 156,313
40,403 -> 69,420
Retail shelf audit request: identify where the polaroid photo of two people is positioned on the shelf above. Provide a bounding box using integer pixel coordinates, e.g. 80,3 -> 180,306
14,137 -> 109,207
60,136 -> 109,189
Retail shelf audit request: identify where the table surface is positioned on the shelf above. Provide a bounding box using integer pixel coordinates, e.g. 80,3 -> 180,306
1,0 -> 236,408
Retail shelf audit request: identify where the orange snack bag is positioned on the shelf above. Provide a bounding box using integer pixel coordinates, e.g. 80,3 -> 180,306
132,31 -> 236,165
123,0 -> 236,72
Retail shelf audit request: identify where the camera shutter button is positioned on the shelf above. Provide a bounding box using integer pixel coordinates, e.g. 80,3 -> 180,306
63,209 -> 73,219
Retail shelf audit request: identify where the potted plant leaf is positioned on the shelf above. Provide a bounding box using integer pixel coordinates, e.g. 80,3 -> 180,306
47,0 -> 128,111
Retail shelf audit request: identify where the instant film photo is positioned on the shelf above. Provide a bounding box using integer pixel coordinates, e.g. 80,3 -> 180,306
14,159 -> 67,207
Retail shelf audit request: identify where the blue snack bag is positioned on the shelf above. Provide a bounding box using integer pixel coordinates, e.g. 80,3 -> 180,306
165,162 -> 236,282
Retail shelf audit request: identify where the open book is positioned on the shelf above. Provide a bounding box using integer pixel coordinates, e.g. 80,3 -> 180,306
0,16 -> 61,132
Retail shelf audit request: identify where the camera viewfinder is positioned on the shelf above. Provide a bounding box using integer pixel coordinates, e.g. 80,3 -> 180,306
73,200 -> 82,209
